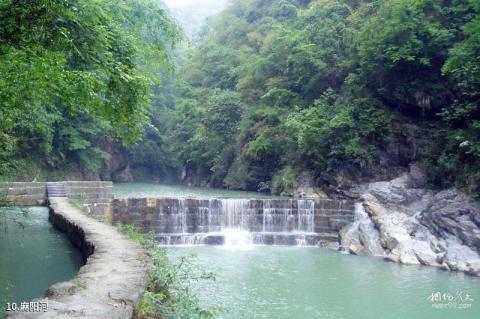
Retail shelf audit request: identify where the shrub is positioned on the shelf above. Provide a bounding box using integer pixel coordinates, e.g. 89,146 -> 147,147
118,224 -> 220,319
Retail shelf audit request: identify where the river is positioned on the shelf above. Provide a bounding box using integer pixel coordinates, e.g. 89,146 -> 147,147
0,207 -> 82,317
170,245 -> 480,319
113,182 -> 288,199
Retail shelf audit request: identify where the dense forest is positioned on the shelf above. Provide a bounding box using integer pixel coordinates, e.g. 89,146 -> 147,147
1,0 -> 480,197
0,0 -> 181,180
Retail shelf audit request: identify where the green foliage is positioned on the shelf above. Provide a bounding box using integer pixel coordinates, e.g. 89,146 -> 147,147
355,0 -> 454,111
423,1 -> 480,193
441,3 -> 480,125
2,0 -> 479,195
425,122 -> 480,194
286,89 -> 388,169
118,224 -> 219,319
165,0 -> 480,195
0,0 -> 181,178
169,88 -> 245,187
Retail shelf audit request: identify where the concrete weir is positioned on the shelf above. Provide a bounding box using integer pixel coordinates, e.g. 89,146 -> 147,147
113,197 -> 355,246
5,198 -> 149,319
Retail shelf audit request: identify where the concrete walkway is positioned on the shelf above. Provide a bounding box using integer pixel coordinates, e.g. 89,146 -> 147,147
6,198 -> 149,319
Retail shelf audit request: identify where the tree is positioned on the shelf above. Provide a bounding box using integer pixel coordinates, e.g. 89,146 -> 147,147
0,0 -> 181,178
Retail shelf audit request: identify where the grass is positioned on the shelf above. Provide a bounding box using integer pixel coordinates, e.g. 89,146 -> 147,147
118,224 -> 221,319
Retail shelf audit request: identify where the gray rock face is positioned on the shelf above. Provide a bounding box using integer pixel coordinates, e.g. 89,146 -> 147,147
340,163 -> 480,276
421,189 -> 480,254
293,171 -> 329,199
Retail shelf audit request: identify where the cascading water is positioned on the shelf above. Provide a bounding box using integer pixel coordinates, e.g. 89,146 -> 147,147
262,199 -> 274,232
341,202 -> 385,256
222,228 -> 253,250
154,198 -> 319,247
298,199 -> 315,233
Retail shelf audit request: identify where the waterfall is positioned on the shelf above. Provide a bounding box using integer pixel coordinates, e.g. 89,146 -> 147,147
341,203 -> 385,256
222,228 -> 253,250
219,199 -> 250,229
153,198 -> 319,247
298,199 -> 315,233
263,199 -> 273,232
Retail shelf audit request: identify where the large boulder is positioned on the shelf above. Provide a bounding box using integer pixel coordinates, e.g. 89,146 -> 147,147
340,163 -> 480,276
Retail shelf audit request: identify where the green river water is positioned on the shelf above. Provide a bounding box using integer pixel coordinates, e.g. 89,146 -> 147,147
170,246 -> 480,319
0,207 -> 82,317
113,182 -> 287,199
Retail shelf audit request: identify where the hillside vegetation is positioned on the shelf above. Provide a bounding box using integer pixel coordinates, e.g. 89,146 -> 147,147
1,0 -> 479,197
0,0 -> 180,180
165,0 -> 480,195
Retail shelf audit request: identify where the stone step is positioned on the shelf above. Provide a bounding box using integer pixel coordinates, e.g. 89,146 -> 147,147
47,182 -> 66,198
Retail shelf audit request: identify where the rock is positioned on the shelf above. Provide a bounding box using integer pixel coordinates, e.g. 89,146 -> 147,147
467,261 -> 480,276
378,230 -> 398,252
349,244 -> 364,255
339,202 -> 385,256
412,242 -> 442,267
294,171 -> 329,199
421,189 -> 480,254
384,254 -> 399,263
45,282 -> 77,297
111,165 -> 133,182
340,224 -> 361,252
324,241 -> 340,250
443,237 -> 480,275
399,251 -> 420,265
347,166 -> 480,276
406,162 -> 428,188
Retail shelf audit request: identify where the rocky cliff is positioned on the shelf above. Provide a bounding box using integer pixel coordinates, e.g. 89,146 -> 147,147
340,164 -> 480,276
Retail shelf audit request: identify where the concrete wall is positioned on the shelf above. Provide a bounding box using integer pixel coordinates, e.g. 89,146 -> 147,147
0,182 -> 47,205
112,197 -> 355,241
0,181 -> 113,218
312,198 -> 356,233
64,181 -> 113,219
